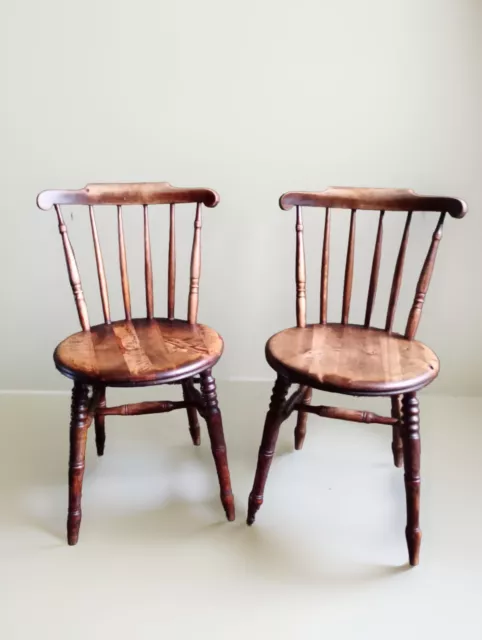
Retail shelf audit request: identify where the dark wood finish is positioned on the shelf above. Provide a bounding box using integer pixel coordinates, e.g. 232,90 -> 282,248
250,186 -> 466,566
295,206 -> 307,328
144,205 -> 154,319
37,182 -> 220,210
391,395 -> 403,468
402,392 -> 421,566
405,213 -> 445,340
266,324 -> 439,397
200,371 -> 235,521
55,205 -> 90,331
188,204 -> 202,325
364,211 -> 384,327
38,182 -> 231,544
68,382 -> 92,545
320,208 -> 330,324
386,212 -> 412,333
89,206 -> 111,324
94,387 -> 106,456
182,379 -> 201,445
117,206 -> 132,321
294,386 -> 311,450
342,209 -> 356,324
279,187 -> 467,218
99,400 -> 188,416
247,375 -> 291,525
297,402 -> 396,425
168,204 -> 176,320
54,319 -> 224,386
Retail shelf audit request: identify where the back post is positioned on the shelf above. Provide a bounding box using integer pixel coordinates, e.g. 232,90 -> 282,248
54,205 -> 90,331
405,212 -> 446,339
295,206 -> 307,328
188,203 -> 202,324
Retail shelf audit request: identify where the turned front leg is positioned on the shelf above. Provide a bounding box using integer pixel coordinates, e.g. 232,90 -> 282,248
68,382 -> 91,545
247,375 -> 291,525
294,386 -> 312,450
391,395 -> 403,468
200,370 -> 235,521
402,392 -> 421,566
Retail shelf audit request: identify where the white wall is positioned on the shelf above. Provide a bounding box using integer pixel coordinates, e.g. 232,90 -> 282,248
1,0 -> 481,393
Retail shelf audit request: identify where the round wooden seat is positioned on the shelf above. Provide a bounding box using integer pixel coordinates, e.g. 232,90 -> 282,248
54,318 -> 224,386
265,324 -> 439,396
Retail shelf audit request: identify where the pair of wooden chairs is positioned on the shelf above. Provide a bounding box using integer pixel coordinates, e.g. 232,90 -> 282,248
37,182 -> 466,565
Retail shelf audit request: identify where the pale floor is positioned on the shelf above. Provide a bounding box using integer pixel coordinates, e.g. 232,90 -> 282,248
1,383 -> 481,639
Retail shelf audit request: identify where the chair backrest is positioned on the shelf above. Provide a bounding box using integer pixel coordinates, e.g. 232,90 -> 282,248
279,187 -> 467,339
37,182 -> 219,330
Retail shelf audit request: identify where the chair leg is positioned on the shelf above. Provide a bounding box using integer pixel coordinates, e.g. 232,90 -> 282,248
294,386 -> 312,450
199,370 -> 235,521
247,374 -> 291,525
94,386 -> 106,456
402,392 -> 421,566
68,382 -> 91,546
391,395 -> 403,468
182,379 -> 201,446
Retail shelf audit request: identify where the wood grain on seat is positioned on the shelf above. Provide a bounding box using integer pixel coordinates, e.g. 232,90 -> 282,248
266,324 -> 439,396
54,319 -> 223,386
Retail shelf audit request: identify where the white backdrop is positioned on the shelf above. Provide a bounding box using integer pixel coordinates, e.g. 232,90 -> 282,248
1,0 -> 481,393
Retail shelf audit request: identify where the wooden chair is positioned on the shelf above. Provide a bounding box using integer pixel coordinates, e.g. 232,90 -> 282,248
247,187 -> 466,566
37,182 -> 235,545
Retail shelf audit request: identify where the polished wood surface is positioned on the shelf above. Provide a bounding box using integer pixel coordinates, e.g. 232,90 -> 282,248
295,206 -> 307,328
117,205 -> 132,321
143,205 -> 154,319
279,186 -> 467,218
266,324 -> 439,396
320,208 -> 330,324
247,375 -> 291,525
55,205 -> 90,331
364,210 -> 384,327
168,204 -> 176,320
386,212 -> 412,333
248,186 -> 466,566
68,382 -> 91,545
89,207 -> 111,324
54,319 -> 224,386
188,204 -> 202,324
405,213 -> 445,340
402,392 -> 422,566
342,209 -> 356,324
294,386 -> 311,450
37,182 -> 220,210
38,181 -> 232,544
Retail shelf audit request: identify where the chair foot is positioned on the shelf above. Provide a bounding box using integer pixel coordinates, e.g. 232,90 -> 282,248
200,371 -> 235,521
68,382 -> 90,545
294,386 -> 312,450
402,392 -> 421,566
247,375 -> 291,525
94,387 -> 106,456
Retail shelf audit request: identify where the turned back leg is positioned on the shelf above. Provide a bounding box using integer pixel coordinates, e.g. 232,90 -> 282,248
402,392 -> 421,566
247,375 -> 291,525
182,379 -> 201,446
200,370 -> 235,521
68,382 -> 91,545
294,386 -> 312,450
94,386 -> 106,456
391,394 -> 403,468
